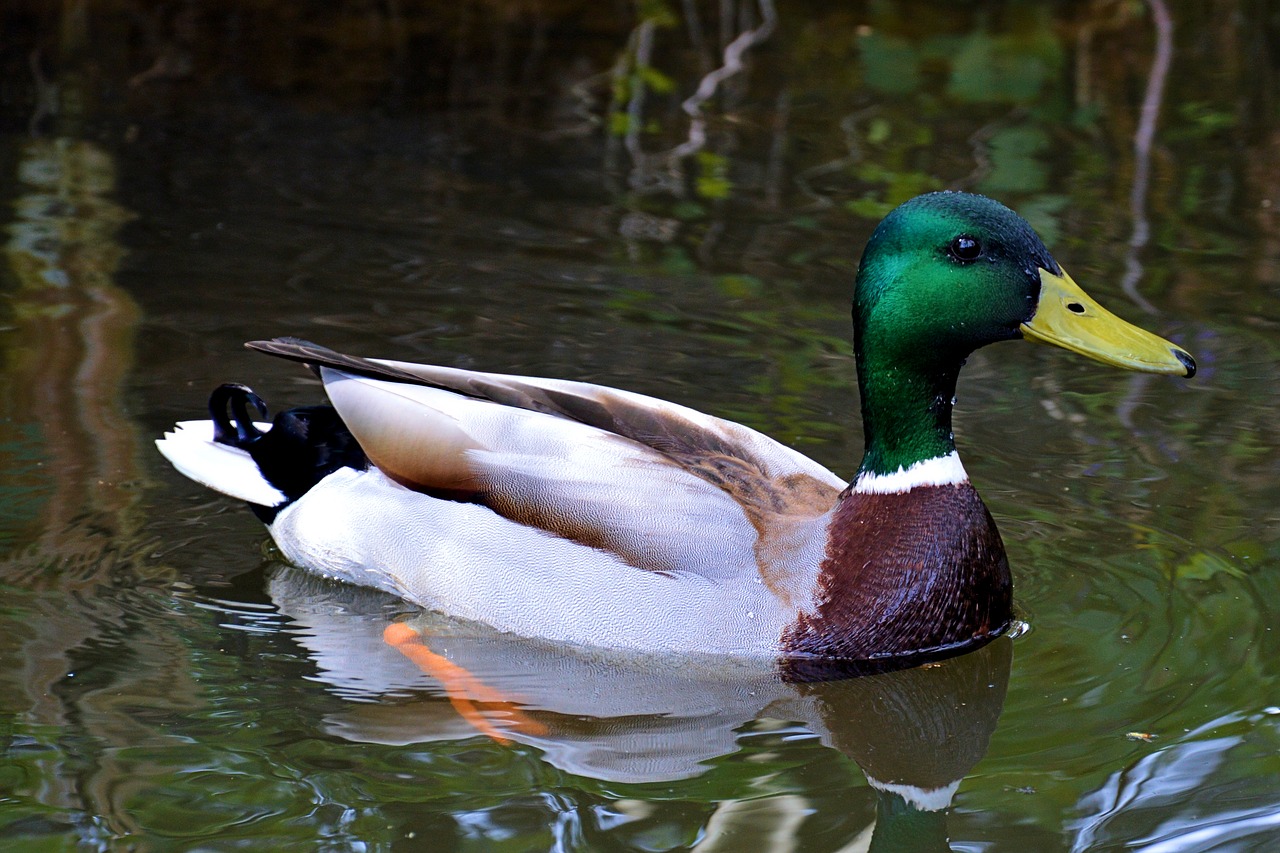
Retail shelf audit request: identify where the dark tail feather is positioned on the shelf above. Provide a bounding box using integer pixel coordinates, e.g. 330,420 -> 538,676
246,338 -> 441,388
208,382 -> 368,522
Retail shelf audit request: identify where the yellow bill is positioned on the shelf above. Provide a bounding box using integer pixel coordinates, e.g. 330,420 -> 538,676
1021,268 -> 1195,377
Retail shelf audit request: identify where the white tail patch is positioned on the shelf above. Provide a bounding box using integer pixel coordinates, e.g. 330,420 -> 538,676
852,451 -> 968,495
156,420 -> 287,507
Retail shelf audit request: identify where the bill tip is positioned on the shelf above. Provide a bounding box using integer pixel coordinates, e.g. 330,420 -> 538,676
1174,348 -> 1196,378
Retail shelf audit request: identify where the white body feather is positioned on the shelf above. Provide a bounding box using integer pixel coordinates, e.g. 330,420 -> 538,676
272,467 -> 792,655
157,363 -> 847,656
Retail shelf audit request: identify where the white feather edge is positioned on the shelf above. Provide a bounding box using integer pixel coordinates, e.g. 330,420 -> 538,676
852,451 -> 968,495
156,420 -> 288,507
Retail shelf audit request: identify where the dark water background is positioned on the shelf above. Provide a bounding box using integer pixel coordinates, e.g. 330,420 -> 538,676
1,1 -> 1278,850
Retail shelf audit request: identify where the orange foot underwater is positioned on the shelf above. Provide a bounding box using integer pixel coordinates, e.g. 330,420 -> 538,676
383,621 -> 549,745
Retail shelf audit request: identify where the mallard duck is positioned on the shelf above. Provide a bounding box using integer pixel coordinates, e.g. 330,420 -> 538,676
157,191 -> 1194,664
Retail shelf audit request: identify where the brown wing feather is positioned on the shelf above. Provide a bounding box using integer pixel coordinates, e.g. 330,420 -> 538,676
247,338 -> 460,390
248,338 -> 842,569
247,338 -> 823,485
250,338 -> 622,419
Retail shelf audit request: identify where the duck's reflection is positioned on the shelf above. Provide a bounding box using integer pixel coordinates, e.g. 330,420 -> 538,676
269,565 -> 1010,851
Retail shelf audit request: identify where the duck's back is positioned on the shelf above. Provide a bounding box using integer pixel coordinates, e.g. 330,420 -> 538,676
161,341 -> 853,655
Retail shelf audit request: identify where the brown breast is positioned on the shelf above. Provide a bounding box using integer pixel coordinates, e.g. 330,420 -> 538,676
780,482 -> 1012,662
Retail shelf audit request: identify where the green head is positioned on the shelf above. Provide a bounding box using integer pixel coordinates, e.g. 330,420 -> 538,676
852,191 -> 1194,478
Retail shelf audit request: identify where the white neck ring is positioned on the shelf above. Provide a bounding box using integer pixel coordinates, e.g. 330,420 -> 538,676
853,451 -> 968,495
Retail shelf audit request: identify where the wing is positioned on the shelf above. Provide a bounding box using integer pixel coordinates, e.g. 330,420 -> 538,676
250,339 -> 845,578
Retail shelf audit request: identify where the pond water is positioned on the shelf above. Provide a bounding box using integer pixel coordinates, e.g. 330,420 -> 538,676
1,1 -> 1278,850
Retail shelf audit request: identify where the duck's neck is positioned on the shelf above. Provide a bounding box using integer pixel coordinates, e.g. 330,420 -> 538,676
779,325 -> 1008,662
866,787 -> 953,853
854,345 -> 968,491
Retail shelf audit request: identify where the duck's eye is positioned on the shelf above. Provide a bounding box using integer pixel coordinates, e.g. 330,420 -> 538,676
948,235 -> 983,263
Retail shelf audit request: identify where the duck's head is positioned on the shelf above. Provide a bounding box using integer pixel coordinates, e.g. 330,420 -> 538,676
854,191 -> 1196,377
852,191 -> 1194,478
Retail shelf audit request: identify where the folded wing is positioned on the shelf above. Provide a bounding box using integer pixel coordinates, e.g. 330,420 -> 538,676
251,339 -> 846,579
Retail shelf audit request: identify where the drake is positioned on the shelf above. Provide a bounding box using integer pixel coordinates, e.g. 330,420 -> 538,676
157,192 -> 1194,664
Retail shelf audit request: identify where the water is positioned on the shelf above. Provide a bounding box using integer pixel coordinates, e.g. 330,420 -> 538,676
1,1 -> 1278,849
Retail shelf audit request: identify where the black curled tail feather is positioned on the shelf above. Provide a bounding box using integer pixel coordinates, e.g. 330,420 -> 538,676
209,383 -> 368,521
211,383 -> 268,445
